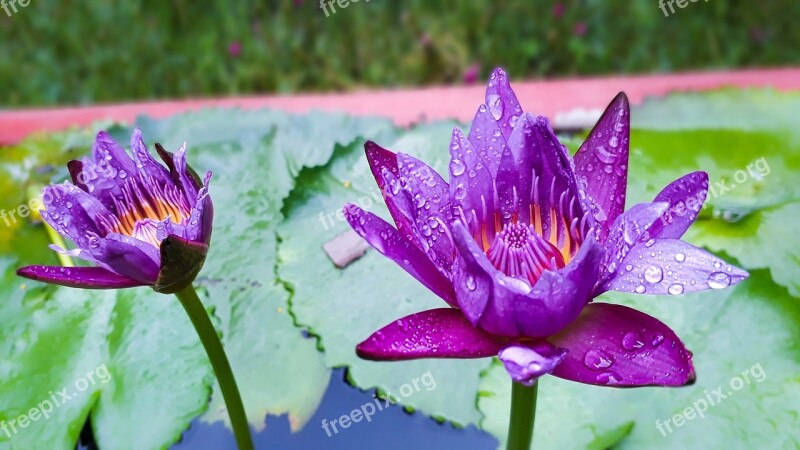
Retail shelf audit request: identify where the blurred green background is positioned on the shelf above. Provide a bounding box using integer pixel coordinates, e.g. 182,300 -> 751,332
1,0 -> 798,107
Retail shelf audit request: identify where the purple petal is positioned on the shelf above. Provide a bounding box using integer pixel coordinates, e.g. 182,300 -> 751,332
468,104 -> 507,177
601,239 -> 749,295
396,152 -> 455,270
87,233 -> 161,285
649,171 -> 709,239
451,221 -> 602,338
364,141 -> 418,240
17,266 -> 146,289
523,116 -> 589,242
573,93 -> 631,242
344,204 -> 456,305
185,172 -> 214,244
171,142 -> 200,202
549,303 -> 696,387
599,202 -> 670,287
448,128 -> 495,237
498,341 -> 568,386
130,128 -> 172,185
93,131 -> 137,175
356,308 -> 506,360
484,68 -> 523,140
40,183 -> 111,247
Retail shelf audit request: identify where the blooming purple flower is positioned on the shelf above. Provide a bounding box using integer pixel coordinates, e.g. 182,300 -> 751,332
18,129 -> 213,294
345,68 -> 748,387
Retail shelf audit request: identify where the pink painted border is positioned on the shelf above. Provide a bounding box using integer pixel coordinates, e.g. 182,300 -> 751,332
2,68 -> 799,145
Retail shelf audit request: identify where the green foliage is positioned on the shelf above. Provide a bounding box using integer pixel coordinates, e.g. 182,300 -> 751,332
1,1 -> 798,106
0,89 -> 799,449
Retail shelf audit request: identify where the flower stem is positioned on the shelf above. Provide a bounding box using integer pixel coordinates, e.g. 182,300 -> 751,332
507,381 -> 538,450
174,285 -> 254,450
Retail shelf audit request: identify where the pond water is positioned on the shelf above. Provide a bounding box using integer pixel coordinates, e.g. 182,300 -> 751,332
78,368 -> 498,449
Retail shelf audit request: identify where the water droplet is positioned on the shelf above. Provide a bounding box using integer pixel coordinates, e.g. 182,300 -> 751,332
622,332 -> 645,351
644,239 -> 656,248
707,272 -> 731,289
119,170 -> 128,179
596,371 -> 622,385
675,253 -> 686,262
635,285 -> 646,294
652,334 -> 665,347
603,165 -> 613,174
644,266 -> 663,283
454,184 -> 467,200
594,146 -> 617,164
583,349 -> 614,371
466,276 -> 477,291
487,94 -> 503,120
509,115 -> 519,127
608,136 -> 619,148
625,264 -> 633,271
668,283 -> 684,295
450,158 -> 466,176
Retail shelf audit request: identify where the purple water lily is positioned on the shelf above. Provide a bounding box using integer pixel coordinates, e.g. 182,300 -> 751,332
345,68 -> 748,387
18,129 -> 213,294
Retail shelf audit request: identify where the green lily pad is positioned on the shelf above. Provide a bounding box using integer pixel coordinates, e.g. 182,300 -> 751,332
478,271 -> 800,449
0,109 -> 397,448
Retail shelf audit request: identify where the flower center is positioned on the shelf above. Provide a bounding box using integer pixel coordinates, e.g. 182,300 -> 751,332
485,222 -> 565,285
98,175 -> 191,246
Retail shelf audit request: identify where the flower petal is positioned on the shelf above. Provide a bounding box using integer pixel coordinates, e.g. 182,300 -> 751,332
40,183 -> 112,247
649,171 -> 709,239
601,239 -> 749,295
397,152 -> 455,270
498,341 -> 568,386
448,128 -> 495,236
467,104 -> 507,177
451,221 -> 602,338
599,201 -> 670,287
93,131 -> 137,175
364,141 -> 419,242
485,67 -> 523,140
130,128 -> 172,185
344,204 -> 456,305
573,93 -> 631,242
17,266 -> 146,289
185,171 -> 214,244
356,308 -> 506,360
87,233 -> 161,285
549,303 -> 696,387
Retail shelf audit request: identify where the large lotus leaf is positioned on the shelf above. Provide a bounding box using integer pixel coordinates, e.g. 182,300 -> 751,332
0,109 -> 397,448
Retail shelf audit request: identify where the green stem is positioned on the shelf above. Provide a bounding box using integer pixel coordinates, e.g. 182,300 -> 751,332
507,381 -> 538,450
174,285 -> 254,450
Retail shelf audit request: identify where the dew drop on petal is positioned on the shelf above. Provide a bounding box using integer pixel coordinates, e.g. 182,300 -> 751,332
622,332 -> 645,351
465,276 -> 477,291
707,272 -> 731,289
652,333 -> 665,347
675,252 -> 686,262
635,285 -> 646,294
583,349 -> 614,371
596,370 -> 622,385
595,146 -> 617,164
644,266 -> 663,283
668,283 -> 684,295
450,158 -> 466,176
487,94 -> 503,120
